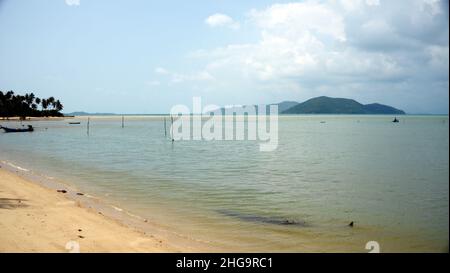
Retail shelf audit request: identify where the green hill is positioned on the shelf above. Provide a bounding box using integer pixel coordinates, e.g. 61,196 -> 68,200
282,96 -> 405,114
275,101 -> 299,113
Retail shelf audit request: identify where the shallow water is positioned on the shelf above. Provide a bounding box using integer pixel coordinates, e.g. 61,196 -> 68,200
0,115 -> 448,252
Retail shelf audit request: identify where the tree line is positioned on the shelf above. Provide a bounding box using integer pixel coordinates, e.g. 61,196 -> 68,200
0,90 -> 64,119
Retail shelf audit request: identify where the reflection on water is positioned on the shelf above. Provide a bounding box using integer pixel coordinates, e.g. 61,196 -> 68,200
0,115 -> 448,252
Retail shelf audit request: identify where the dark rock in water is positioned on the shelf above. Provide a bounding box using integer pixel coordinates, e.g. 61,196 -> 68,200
57,189 -> 67,193
217,210 -> 308,227
281,220 -> 298,225
349,221 -> 354,227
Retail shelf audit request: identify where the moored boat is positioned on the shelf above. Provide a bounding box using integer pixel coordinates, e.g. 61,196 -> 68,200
1,125 -> 34,133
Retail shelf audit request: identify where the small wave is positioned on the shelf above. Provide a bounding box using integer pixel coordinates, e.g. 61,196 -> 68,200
125,211 -> 145,220
7,162 -> 30,172
111,205 -> 123,212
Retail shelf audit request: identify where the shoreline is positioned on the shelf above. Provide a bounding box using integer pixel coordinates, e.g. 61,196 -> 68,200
0,116 -> 69,122
0,161 -> 213,253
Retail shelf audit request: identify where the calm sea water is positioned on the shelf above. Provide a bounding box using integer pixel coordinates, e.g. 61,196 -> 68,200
0,115 -> 448,252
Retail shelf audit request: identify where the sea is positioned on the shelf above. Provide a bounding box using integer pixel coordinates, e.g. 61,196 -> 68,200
0,115 -> 448,252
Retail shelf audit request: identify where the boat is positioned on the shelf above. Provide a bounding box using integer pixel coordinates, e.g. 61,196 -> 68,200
69,122 -> 81,125
392,117 -> 399,123
1,125 -> 34,133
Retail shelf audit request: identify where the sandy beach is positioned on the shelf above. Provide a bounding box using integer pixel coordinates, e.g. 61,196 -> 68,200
0,167 -> 181,253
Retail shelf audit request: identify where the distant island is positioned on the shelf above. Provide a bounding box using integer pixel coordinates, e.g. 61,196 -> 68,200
0,90 -> 64,119
210,96 -> 405,115
281,96 -> 405,114
64,111 -> 116,116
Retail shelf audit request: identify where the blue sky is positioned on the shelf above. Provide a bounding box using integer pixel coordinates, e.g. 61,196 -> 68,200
0,0 -> 448,114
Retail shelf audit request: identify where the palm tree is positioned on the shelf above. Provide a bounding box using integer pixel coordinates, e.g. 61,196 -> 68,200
42,99 -> 48,111
54,100 -> 63,112
2,91 -> 13,119
5,91 -> 14,100
24,93 -> 35,106
0,91 -> 5,119
47,97 -> 55,109
0,91 -> 63,118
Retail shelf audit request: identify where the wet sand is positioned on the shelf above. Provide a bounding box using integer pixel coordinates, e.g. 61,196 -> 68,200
0,167 -> 182,253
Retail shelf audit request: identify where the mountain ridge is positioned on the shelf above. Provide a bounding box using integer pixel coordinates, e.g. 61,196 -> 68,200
67,97 -> 406,115
282,96 -> 405,115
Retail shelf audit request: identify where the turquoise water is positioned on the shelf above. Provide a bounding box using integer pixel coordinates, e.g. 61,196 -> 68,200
0,115 -> 448,252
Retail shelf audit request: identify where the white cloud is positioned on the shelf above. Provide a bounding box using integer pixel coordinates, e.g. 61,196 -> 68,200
419,0 -> 443,16
155,67 -> 169,75
65,0 -> 80,6
366,0 -> 381,6
339,0 -> 365,12
205,13 -> 240,30
179,0 -> 448,113
249,2 -> 346,42
426,45 -> 449,71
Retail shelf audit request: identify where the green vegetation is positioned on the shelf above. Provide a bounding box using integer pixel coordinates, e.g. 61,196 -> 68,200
282,96 -> 405,114
0,90 -> 64,119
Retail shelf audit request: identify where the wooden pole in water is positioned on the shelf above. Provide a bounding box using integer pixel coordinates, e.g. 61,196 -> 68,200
122,116 -> 124,128
87,117 -> 90,135
170,115 -> 174,142
164,117 -> 167,137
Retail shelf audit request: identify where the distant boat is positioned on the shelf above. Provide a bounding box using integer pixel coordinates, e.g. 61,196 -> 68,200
69,122 -> 81,125
392,117 -> 399,123
1,125 -> 34,133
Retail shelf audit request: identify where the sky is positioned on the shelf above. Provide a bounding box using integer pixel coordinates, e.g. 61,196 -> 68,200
0,0 -> 448,114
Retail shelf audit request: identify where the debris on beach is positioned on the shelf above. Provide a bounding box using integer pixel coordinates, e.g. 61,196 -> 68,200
349,221 -> 354,227
56,189 -> 67,193
76,192 -> 84,196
